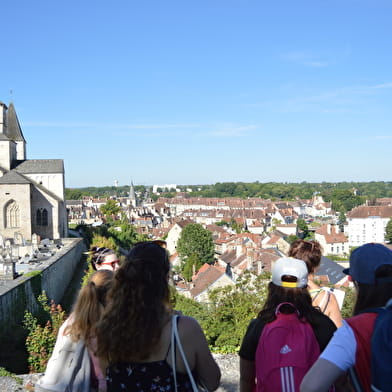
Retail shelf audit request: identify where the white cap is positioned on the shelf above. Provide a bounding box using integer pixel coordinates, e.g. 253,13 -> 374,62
272,257 -> 308,288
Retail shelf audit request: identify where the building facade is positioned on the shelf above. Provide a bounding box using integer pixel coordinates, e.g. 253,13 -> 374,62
345,205 -> 392,246
0,102 -> 67,240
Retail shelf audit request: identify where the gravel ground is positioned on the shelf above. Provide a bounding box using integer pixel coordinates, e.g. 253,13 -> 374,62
0,354 -> 240,392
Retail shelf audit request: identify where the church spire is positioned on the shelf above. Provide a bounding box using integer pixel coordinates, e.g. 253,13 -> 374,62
129,180 -> 137,207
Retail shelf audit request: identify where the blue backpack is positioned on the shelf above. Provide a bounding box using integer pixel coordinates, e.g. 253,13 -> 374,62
370,298 -> 392,392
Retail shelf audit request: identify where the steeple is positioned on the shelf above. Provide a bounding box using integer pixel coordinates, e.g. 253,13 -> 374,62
6,102 -> 26,160
129,181 -> 137,207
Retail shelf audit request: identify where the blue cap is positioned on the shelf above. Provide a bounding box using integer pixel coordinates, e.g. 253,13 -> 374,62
343,243 -> 392,284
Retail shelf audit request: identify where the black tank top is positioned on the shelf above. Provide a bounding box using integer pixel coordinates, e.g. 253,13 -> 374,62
106,360 -> 194,392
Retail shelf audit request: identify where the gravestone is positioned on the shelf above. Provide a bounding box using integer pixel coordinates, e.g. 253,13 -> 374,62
14,232 -> 24,246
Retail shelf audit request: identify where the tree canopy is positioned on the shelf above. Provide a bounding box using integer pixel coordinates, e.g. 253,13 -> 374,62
177,223 -> 215,277
386,218 -> 392,243
100,199 -> 121,217
66,181 -> 392,203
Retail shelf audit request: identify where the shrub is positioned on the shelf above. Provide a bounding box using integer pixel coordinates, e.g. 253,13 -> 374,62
23,292 -> 67,373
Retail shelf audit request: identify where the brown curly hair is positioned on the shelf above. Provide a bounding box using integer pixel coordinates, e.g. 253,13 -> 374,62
288,239 -> 323,274
96,242 -> 171,363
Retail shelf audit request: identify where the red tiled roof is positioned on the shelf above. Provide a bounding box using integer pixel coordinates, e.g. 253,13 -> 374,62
315,224 -> 348,244
190,264 -> 226,298
347,206 -> 392,219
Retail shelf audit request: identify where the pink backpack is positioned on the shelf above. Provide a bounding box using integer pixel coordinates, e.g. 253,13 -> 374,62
255,302 -> 320,392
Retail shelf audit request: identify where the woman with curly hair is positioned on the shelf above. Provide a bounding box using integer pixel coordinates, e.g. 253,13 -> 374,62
288,239 -> 342,327
96,241 -> 221,392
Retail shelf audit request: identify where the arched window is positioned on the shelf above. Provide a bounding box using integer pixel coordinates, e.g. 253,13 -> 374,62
36,209 -> 42,225
5,200 -> 20,228
37,208 -> 49,226
42,208 -> 48,226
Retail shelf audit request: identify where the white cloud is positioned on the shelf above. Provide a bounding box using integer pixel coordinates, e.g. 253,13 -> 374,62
371,83 -> 392,89
210,124 -> 258,137
280,51 -> 329,68
24,121 -> 200,129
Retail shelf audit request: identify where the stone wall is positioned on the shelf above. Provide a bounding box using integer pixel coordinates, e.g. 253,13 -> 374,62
0,238 -> 85,334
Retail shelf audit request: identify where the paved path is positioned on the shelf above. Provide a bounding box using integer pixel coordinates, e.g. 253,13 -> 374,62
0,354 -> 240,392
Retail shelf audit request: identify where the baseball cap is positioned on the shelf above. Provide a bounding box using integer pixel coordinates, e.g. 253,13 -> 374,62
343,243 -> 392,285
272,257 -> 308,288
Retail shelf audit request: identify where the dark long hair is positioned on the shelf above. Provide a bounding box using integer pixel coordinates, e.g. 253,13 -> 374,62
258,282 -> 320,325
288,239 -> 322,274
96,242 -> 171,363
353,265 -> 392,315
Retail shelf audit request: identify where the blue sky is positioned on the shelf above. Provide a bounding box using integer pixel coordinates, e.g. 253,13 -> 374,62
1,0 -> 391,188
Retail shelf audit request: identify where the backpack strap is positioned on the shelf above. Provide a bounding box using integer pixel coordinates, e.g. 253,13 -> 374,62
348,366 -> 364,392
319,288 -> 331,313
275,302 -> 299,316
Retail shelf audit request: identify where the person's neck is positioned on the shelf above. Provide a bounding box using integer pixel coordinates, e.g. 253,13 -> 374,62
307,275 -> 320,290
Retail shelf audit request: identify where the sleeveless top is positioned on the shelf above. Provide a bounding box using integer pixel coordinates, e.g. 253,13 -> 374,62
106,360 -> 194,392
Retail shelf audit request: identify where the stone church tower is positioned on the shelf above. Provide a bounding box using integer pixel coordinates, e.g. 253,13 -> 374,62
0,101 -> 67,240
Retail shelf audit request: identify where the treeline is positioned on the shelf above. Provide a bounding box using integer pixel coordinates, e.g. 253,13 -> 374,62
66,181 -> 392,213
65,185 -> 147,200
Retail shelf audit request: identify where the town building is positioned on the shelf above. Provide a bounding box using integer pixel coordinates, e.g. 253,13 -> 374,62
345,205 -> 392,246
315,224 -> 349,256
0,102 -> 67,241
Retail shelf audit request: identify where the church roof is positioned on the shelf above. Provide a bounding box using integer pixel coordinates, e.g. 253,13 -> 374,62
0,170 -> 31,184
0,133 -> 10,141
6,103 -> 26,142
15,159 -> 64,173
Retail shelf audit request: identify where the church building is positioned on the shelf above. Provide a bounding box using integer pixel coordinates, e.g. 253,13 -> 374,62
0,101 -> 67,241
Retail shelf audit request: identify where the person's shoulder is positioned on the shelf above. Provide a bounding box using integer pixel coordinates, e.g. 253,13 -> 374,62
177,315 -> 203,335
310,307 -> 336,330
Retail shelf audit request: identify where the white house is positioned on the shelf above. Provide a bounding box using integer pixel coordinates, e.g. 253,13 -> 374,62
345,205 -> 392,246
315,224 -> 349,256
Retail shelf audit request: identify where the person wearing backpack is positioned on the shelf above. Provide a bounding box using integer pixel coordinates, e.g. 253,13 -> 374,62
289,239 -> 343,327
300,242 -> 392,392
239,257 -> 336,392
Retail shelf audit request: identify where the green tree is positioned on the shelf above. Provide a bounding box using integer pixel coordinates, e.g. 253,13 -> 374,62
177,223 -> 215,267
108,220 -> 147,249
385,218 -> 392,243
65,188 -> 84,200
100,199 -> 121,218
206,271 -> 270,352
286,234 -> 299,244
296,218 -> 308,232
340,286 -> 356,319
182,253 -> 202,281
